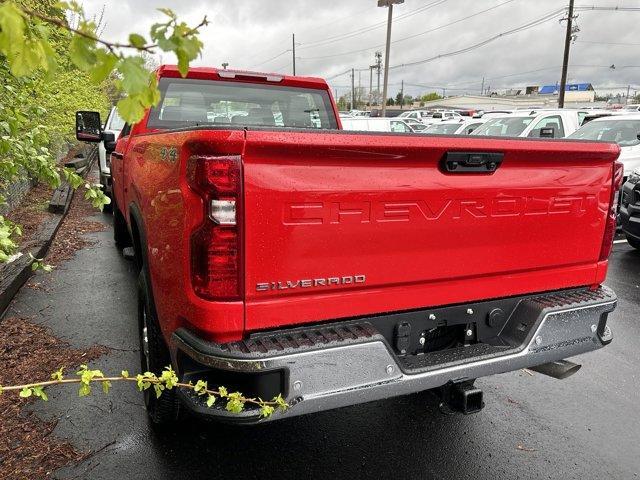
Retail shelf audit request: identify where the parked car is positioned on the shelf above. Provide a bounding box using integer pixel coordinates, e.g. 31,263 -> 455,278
76,65 -> 621,425
341,117 -> 414,133
478,110 -> 514,119
398,109 -> 433,122
397,109 -> 461,124
97,106 -> 125,200
568,114 -> 640,179
398,117 -> 429,132
471,110 -> 583,138
429,111 -> 464,123
619,168 -> 640,248
422,119 -> 487,135
623,104 -> 640,112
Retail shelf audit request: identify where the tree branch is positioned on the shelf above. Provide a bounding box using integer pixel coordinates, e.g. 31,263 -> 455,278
18,6 -> 208,54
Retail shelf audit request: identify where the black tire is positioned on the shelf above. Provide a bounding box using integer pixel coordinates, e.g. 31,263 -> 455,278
112,198 -> 131,249
102,194 -> 113,213
98,173 -> 113,213
625,233 -> 640,250
138,270 -> 180,425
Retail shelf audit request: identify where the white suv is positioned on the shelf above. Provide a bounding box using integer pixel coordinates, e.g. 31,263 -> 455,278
98,107 -> 125,198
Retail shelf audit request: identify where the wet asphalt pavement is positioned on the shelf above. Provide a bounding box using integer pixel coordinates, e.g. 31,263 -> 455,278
4,210 -> 640,480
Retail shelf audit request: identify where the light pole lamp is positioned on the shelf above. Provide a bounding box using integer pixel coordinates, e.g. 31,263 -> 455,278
378,0 -> 404,116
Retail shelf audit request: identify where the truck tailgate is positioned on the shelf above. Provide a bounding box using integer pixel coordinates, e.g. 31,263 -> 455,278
242,130 -> 619,331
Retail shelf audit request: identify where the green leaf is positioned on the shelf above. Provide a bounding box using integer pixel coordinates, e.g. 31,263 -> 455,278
194,379 -> 207,395
153,383 -> 164,398
218,386 -> 227,398
128,34 -> 147,49
206,394 -> 216,407
273,393 -> 288,412
116,96 -> 145,124
102,380 -> 111,394
225,393 -> 244,414
33,386 -> 48,401
89,49 -> 117,84
121,370 -> 129,378
259,404 -> 275,418
51,367 -> 64,381
78,383 -> 91,397
117,56 -> 150,95
19,387 -> 32,398
69,35 -> 97,71
157,8 -> 177,19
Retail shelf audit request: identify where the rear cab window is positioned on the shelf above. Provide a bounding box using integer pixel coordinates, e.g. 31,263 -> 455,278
147,77 -> 338,130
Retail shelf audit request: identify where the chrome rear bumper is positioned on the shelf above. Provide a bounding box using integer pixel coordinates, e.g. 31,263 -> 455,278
171,287 -> 616,423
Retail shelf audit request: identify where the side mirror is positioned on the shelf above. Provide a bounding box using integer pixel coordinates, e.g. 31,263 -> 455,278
539,127 -> 555,138
76,111 -> 102,142
102,132 -> 117,153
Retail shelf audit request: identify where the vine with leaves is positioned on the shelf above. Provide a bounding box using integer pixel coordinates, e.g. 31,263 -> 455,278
0,0 -> 207,263
0,365 -> 289,419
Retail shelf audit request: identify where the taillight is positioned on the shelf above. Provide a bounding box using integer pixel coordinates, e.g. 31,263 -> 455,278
187,155 -> 242,300
599,160 -> 624,261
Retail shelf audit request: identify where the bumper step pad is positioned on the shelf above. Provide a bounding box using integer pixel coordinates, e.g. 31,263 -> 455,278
398,286 -> 617,374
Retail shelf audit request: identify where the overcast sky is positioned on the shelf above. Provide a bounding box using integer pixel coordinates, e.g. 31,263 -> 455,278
82,0 -> 640,98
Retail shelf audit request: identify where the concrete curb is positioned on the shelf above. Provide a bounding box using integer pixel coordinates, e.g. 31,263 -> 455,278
0,146 -> 97,318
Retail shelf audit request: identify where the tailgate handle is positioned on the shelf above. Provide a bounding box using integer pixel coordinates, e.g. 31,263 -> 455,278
443,152 -> 503,173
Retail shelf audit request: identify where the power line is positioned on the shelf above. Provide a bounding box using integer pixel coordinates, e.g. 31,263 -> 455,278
242,4 -> 377,64
297,0 -> 448,51
389,7 -> 566,70
298,0 -> 515,61
250,49 -> 290,69
574,5 -> 640,11
576,40 -> 640,46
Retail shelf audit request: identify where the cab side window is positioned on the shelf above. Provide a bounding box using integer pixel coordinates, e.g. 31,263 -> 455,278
529,115 -> 565,138
119,123 -> 132,138
390,121 -> 409,133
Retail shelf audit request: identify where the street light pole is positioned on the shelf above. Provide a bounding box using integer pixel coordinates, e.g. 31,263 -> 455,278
292,33 -> 296,76
378,0 -> 403,117
558,0 -> 575,108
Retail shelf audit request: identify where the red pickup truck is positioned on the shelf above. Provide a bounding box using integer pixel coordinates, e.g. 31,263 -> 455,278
76,65 -> 622,424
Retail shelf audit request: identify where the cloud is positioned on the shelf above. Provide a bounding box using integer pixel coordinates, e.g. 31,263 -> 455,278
82,0 -> 640,98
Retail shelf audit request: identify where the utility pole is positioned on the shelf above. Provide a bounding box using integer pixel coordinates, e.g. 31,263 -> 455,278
378,0 -> 404,116
627,85 -> 631,104
375,51 -> 382,107
558,0 -> 575,108
292,33 -> 296,75
351,68 -> 355,111
358,70 -> 362,108
400,79 -> 404,109
481,77 -> 485,95
369,66 -> 373,110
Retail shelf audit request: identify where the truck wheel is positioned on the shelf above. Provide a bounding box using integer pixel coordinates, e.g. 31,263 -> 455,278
112,200 -> 131,249
138,270 -> 180,425
625,234 -> 640,250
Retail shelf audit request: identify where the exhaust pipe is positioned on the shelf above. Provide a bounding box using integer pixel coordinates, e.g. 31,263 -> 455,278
529,360 -> 581,380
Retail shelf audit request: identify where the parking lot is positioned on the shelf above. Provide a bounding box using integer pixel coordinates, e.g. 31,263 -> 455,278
4,208 -> 638,480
